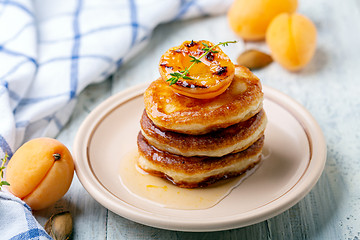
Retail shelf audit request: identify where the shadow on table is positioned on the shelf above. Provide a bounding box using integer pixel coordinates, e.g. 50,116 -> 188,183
298,46 -> 329,76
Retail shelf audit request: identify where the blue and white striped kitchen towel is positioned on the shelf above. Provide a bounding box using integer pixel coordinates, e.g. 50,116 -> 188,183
0,0 -> 231,238
0,192 -> 52,239
0,0 -> 232,159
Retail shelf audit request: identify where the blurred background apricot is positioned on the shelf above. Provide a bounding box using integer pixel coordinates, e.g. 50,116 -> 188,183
227,0 -> 298,41
266,13 -> 317,71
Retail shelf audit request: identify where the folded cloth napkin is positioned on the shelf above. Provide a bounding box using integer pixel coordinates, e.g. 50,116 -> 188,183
0,192 -> 51,239
0,0 -> 232,157
0,0 -> 232,238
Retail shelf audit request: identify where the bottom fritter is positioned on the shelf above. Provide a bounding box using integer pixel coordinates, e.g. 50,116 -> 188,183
137,132 -> 264,188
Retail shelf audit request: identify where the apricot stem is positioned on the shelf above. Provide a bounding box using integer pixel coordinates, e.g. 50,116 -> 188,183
53,153 -> 61,161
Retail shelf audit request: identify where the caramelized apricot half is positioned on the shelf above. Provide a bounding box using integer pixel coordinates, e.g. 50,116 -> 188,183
159,40 -> 235,99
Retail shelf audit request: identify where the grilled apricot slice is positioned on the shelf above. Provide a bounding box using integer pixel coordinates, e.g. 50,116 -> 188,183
159,40 -> 235,99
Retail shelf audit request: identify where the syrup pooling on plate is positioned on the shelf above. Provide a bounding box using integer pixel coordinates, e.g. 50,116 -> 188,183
261,144 -> 272,160
119,150 -> 261,210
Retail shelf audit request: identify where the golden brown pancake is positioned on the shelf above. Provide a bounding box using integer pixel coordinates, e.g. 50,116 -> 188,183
140,109 -> 267,157
137,132 -> 264,188
144,65 -> 263,135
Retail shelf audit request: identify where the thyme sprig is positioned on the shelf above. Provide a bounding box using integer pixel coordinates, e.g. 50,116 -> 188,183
0,153 -> 10,190
167,40 -> 237,86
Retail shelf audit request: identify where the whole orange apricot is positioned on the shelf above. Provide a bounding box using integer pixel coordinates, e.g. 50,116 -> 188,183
266,13 -> 317,71
227,0 -> 298,41
6,138 -> 74,210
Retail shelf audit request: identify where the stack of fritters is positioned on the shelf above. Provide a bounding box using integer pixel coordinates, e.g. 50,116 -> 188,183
137,65 -> 267,188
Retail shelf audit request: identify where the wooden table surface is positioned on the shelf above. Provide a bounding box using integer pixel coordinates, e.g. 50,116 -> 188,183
34,0 -> 360,239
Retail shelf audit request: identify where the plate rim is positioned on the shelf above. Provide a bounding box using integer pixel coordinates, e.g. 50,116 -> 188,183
73,83 -> 327,232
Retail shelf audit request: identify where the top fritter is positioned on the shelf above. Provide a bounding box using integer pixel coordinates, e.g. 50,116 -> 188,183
144,65 -> 263,135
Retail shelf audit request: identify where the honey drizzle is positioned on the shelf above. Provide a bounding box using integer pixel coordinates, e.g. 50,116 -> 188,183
119,150 -> 261,210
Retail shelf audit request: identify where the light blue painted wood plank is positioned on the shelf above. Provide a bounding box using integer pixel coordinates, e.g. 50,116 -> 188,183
31,0 -> 360,238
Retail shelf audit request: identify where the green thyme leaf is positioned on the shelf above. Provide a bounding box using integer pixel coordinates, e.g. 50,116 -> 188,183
190,56 -> 201,63
202,42 -> 209,48
0,181 -> 9,186
182,76 -> 192,80
0,154 -> 10,190
170,72 -> 182,77
169,78 -> 178,86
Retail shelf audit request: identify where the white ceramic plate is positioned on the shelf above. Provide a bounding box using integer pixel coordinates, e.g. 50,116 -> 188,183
73,83 -> 326,232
